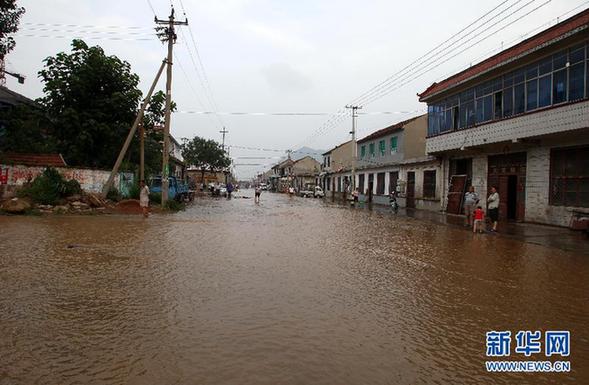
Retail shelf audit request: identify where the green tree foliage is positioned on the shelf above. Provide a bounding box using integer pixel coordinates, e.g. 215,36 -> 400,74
38,39 -> 142,168
0,104 -> 57,153
181,136 -> 231,182
18,167 -> 82,205
0,0 -> 25,57
125,90 -> 177,176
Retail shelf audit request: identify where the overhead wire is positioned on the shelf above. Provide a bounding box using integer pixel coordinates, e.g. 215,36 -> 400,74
176,0 -> 226,129
290,0 -> 546,149
350,0 -> 528,107
356,0 -> 552,107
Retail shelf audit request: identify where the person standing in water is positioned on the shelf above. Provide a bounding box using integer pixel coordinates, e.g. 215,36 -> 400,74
487,186 -> 500,232
139,180 -> 150,218
254,185 -> 261,203
463,186 -> 479,227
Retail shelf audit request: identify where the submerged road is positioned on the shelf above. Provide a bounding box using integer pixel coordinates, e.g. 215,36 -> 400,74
1,191 -> 587,384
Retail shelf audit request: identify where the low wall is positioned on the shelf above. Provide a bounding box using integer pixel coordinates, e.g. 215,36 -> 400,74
0,164 -> 133,198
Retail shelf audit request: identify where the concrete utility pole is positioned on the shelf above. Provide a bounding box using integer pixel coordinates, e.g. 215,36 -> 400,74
346,105 -> 362,195
139,122 -> 145,181
155,7 -> 187,205
220,127 -> 228,151
102,59 -> 167,198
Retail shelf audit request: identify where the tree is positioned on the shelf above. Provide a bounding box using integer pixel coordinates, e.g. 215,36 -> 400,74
38,39 -> 142,168
181,136 -> 231,184
0,0 -> 25,58
0,104 -> 57,153
124,90 -> 177,176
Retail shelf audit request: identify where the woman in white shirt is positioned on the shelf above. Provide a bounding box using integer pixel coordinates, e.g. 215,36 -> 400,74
139,180 -> 150,218
487,186 -> 500,232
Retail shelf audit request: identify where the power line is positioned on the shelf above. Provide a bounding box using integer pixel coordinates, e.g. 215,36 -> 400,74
176,0 -> 226,129
352,0 -> 529,107
356,0 -> 551,107
14,33 -> 157,42
350,0 -> 514,108
22,22 -> 152,30
21,27 -> 154,35
290,0 -> 545,149
174,109 -> 425,116
432,0 -> 589,84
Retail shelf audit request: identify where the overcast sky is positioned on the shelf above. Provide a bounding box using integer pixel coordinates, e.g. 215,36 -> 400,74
6,0 -> 587,178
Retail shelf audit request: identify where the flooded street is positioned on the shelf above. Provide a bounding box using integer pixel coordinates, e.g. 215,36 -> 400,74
1,191 -> 588,385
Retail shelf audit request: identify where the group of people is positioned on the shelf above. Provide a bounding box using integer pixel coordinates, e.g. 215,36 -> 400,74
464,185 -> 500,233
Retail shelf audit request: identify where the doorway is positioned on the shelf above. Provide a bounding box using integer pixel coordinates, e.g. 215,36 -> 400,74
507,175 -> 518,220
488,152 -> 526,222
406,172 -> 415,208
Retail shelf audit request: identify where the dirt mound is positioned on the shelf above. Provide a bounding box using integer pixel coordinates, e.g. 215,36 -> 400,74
115,199 -> 143,214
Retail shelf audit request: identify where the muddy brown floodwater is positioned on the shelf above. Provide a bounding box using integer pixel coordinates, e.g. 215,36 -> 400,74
1,191 -> 588,385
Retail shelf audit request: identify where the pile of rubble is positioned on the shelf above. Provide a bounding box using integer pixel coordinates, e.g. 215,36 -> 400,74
0,192 -> 114,215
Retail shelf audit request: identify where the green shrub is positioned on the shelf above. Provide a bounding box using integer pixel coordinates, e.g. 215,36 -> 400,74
149,192 -> 161,204
18,167 -> 80,205
106,186 -> 121,201
127,183 -> 140,199
164,199 -> 185,211
63,179 -> 82,196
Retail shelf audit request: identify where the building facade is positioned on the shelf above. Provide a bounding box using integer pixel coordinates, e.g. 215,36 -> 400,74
355,114 -> 442,210
419,10 -> 589,227
169,135 -> 186,180
292,156 -> 321,191
321,140 -> 354,200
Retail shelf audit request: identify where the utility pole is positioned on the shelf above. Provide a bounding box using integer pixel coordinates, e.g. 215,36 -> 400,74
102,59 -> 167,198
155,7 -> 187,205
346,105 -> 362,196
139,122 -> 145,181
220,127 -> 228,151
220,127 -> 229,184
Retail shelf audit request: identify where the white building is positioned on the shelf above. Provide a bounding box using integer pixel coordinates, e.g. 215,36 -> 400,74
419,10 -> 589,227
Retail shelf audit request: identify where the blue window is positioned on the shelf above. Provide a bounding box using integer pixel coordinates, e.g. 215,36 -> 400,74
553,69 -> 567,104
553,50 -> 567,70
538,75 -> 551,107
379,140 -> 385,156
538,57 -> 552,75
360,145 -> 366,159
526,80 -> 538,111
426,42 -> 589,137
476,98 -> 484,123
569,62 -> 585,101
483,95 -> 493,121
514,83 -> 525,114
503,87 -> 513,117
369,142 -> 375,157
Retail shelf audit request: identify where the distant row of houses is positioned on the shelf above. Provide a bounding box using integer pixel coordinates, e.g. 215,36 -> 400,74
259,9 -> 589,229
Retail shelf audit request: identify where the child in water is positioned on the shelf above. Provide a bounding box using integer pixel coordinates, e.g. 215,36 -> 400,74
473,206 -> 485,233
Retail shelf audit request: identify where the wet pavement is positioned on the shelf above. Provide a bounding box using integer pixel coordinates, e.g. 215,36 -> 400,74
1,191 -> 588,385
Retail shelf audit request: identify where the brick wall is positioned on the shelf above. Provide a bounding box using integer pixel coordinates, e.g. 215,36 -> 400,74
0,164 -> 133,199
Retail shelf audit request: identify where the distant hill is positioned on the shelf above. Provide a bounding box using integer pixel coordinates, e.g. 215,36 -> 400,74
291,147 -> 324,163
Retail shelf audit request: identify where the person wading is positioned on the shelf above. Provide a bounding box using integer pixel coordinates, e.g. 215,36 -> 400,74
139,180 -> 150,218
463,186 -> 479,227
254,185 -> 261,204
487,186 -> 500,232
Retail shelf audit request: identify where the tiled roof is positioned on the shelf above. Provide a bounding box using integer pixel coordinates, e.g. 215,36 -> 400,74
1,153 -> 67,167
357,115 -> 421,144
419,8 -> 589,101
